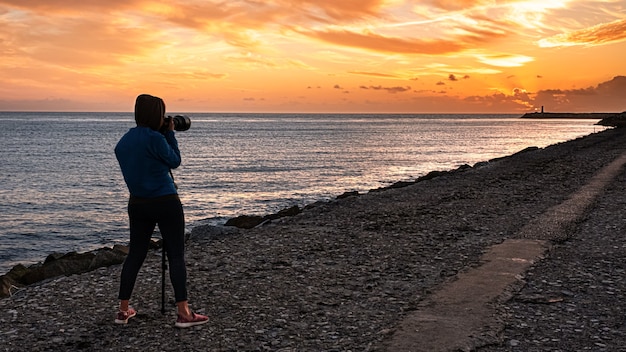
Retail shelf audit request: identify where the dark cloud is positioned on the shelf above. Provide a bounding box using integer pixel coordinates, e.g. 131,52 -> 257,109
448,74 -> 469,81
457,76 -> 626,113
534,76 -> 626,112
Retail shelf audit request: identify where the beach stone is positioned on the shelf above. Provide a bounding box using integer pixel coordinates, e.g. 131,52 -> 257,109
267,205 -> 301,219
337,191 -> 359,199
0,264 -> 31,297
0,247 -> 128,298
225,206 -> 303,228
189,224 -> 241,242
225,214 -> 265,228
21,252 -> 96,284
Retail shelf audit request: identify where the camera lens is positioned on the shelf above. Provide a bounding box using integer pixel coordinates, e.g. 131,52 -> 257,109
171,115 -> 191,131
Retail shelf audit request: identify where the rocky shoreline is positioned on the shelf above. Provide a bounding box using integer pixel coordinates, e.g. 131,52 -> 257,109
0,146 -> 498,298
2,127 -> 626,351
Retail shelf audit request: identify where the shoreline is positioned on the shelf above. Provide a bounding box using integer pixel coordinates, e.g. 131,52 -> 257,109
0,131 -> 606,296
0,113 -> 611,277
2,127 -> 626,350
0,143 -> 520,294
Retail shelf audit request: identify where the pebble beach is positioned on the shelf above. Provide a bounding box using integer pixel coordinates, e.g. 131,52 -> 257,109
2,127 -> 626,351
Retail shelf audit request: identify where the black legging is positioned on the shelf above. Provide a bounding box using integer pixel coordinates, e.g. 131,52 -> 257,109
118,194 -> 188,303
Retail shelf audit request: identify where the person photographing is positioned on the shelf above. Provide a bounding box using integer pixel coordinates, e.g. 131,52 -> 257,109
114,94 -> 208,328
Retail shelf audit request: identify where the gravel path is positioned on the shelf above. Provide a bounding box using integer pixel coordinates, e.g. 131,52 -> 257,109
476,144 -> 626,352
1,127 -> 626,351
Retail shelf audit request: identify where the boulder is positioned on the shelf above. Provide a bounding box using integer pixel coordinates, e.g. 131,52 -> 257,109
337,191 -> 359,199
598,112 -> 626,128
267,205 -> 301,220
225,205 -> 303,229
225,215 -> 265,229
0,245 -> 129,298
0,264 -> 29,297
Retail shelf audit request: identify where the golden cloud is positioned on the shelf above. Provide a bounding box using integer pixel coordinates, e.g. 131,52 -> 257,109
296,28 -> 466,54
539,19 -> 626,47
348,71 -> 399,78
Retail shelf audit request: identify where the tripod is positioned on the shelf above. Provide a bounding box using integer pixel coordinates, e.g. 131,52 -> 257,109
161,239 -> 167,314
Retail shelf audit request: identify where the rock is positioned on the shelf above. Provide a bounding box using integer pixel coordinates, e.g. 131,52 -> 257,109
597,111 -> 626,128
266,205 -> 302,219
113,244 -> 129,255
225,215 -> 265,229
189,224 -> 241,242
0,264 -> 29,297
337,191 -> 359,199
0,246 -> 128,298
387,181 -> 416,189
91,248 -> 127,269
21,252 -> 97,285
44,252 -> 65,264
267,205 -> 301,219
417,170 -> 448,182
226,206 -> 302,229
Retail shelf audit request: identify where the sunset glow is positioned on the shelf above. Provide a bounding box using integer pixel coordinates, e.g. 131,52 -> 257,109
0,0 -> 624,113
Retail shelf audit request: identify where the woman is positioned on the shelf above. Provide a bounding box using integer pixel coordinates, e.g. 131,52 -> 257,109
114,94 -> 208,328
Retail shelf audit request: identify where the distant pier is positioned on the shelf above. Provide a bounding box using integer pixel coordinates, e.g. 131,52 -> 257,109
520,112 -> 619,119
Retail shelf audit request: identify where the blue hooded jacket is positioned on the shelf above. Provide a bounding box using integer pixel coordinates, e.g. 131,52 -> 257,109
115,127 -> 181,198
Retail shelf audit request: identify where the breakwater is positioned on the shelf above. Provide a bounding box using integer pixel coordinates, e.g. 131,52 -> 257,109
521,112 -> 619,119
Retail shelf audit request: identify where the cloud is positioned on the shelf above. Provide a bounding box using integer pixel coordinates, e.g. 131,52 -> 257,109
533,76 -> 626,112
282,0 -> 389,21
359,85 -> 411,93
161,70 -> 227,80
475,53 -> 534,67
447,74 -> 470,81
0,97 -> 118,111
539,19 -> 626,47
0,10 -> 165,68
442,76 -> 626,113
426,0 -> 497,12
348,71 -> 399,78
296,28 -> 466,54
0,0 -> 139,13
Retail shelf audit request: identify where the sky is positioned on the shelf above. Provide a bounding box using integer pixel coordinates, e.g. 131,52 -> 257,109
0,0 -> 625,113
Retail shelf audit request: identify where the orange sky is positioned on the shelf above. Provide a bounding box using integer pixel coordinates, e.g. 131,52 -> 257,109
0,0 -> 625,113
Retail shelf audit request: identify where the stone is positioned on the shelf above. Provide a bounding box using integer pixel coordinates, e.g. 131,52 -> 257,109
0,246 -> 129,298
225,215 -> 265,229
337,191 -> 359,199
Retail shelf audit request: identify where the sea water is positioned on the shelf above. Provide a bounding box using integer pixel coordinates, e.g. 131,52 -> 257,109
0,112 -> 604,274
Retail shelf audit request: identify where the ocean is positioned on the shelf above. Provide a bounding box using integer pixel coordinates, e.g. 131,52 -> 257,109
0,112 -> 605,274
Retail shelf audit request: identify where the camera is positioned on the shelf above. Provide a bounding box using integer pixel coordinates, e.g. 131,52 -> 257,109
161,115 -> 191,133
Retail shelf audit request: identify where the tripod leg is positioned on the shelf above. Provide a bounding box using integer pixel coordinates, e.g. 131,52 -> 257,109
161,241 -> 167,314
